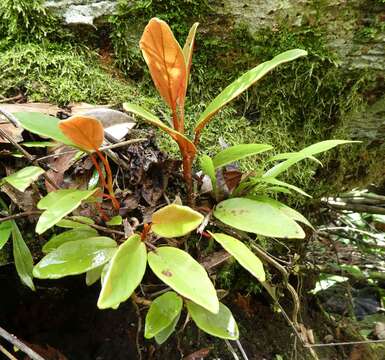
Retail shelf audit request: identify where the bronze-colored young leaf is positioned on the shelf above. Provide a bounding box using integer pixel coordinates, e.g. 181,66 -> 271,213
58,115 -> 104,151
140,17 -> 187,129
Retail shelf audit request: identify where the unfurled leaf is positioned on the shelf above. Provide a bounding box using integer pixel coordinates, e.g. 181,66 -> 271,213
2,166 -> 45,192
86,265 -> 104,286
33,237 -> 117,279
194,49 -> 307,142
212,144 -> 272,169
253,196 -> 313,229
145,291 -> 183,339
21,141 -> 57,148
140,18 -> 187,124
186,301 -> 239,340
106,215 -> 122,226
56,216 -> 95,229
36,189 -> 97,234
209,232 -> 265,282
122,103 -> 196,157
257,177 -> 311,198
151,204 -> 204,238
97,234 -> 147,309
58,115 -> 104,151
11,221 -> 35,290
42,228 -> 98,253
214,197 -> 305,238
155,312 -> 180,345
148,247 -> 219,313
200,155 -> 217,193
264,140 -> 357,178
13,112 -> 74,146
0,221 -> 12,250
183,22 -> 199,91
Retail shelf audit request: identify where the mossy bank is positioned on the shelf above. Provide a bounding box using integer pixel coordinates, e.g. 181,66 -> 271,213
0,0 -> 384,200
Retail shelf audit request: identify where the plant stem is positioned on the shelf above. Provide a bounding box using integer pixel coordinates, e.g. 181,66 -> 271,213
182,153 -> 194,205
90,153 -> 108,190
96,150 -> 120,210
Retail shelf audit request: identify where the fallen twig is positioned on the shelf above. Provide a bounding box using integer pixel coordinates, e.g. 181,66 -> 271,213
0,325 -> 45,360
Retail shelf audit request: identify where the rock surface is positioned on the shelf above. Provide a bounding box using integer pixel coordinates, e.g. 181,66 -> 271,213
44,0 -> 385,70
44,0 -> 118,25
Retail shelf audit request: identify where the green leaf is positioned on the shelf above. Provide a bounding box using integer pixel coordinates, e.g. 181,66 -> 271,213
265,140 -> 357,178
33,237 -> 117,279
148,247 -> 219,313
194,49 -> 307,140
144,291 -> 183,339
106,215 -> 122,226
97,234 -> 147,309
200,155 -> 217,194
86,265 -> 104,286
183,22 -> 199,91
186,301 -> 239,340
212,144 -> 272,169
266,186 -> 292,195
21,141 -> 57,148
14,112 -> 74,146
11,221 -> 35,290
0,221 -> 12,250
209,232 -> 265,282
2,166 -> 45,192
36,189 -> 97,234
258,177 -> 311,198
42,228 -> 98,253
214,197 -> 305,238
56,216 -> 95,229
253,196 -> 313,229
151,204 -> 204,238
155,312 -> 180,345
122,103 -> 196,156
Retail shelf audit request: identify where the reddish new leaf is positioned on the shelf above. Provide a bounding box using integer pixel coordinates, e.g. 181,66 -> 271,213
140,18 -> 187,131
59,115 -> 104,151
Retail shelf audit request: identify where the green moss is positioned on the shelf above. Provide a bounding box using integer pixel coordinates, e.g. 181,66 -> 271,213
109,0 -> 211,77
0,41 -> 142,105
0,0 -> 68,42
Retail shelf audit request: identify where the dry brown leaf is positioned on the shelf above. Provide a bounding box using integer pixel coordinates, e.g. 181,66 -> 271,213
0,102 -> 60,115
0,122 -> 23,143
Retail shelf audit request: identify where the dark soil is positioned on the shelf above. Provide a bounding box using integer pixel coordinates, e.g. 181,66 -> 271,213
0,265 -> 323,360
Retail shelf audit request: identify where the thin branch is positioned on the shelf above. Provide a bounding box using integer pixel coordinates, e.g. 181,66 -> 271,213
0,325 -> 45,360
235,340 -> 249,360
36,138 -> 146,162
0,108 -> 19,127
225,340 -> 239,360
0,211 -> 41,223
131,297 -> 143,360
306,339 -> 385,348
0,344 -> 18,360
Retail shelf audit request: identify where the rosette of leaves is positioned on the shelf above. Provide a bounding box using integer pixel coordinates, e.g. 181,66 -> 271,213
122,17 -> 308,199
